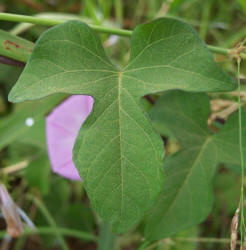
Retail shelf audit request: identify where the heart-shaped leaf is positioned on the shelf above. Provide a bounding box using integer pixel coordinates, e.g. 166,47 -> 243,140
8,18 -> 235,233
146,90 -> 244,240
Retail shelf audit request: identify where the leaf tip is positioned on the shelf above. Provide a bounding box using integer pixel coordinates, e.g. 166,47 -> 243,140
8,89 -> 23,103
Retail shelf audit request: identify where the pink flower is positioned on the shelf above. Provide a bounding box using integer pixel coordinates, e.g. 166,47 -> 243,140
46,95 -> 93,180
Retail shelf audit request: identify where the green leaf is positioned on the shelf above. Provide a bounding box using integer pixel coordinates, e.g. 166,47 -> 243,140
146,91 -> 216,239
25,153 -> 51,195
214,171 -> 240,215
0,64 -> 23,91
8,18 -> 235,233
149,91 -> 211,146
0,95 -> 65,151
64,203 -> 95,232
213,112 -> 246,165
145,90 -> 245,240
17,119 -> 46,149
238,0 -> 246,14
0,29 -> 33,62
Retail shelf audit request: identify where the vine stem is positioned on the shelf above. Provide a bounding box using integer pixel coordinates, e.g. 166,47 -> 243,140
0,227 -> 97,241
137,236 -> 240,250
0,13 -> 132,36
237,57 -> 246,249
0,160 -> 29,174
0,13 -> 246,59
0,55 -> 25,67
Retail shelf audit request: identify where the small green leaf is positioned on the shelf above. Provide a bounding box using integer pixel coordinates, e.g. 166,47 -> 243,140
238,0 -> 246,14
0,95 -> 65,150
213,112 -> 246,165
149,91 -> 211,146
64,203 -> 95,232
146,91 -> 216,239
0,29 -> 33,62
8,18 -> 235,233
214,171 -> 241,215
25,153 -> 51,195
145,90 -> 246,240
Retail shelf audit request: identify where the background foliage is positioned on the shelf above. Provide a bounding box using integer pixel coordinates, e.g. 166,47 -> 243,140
0,0 -> 246,249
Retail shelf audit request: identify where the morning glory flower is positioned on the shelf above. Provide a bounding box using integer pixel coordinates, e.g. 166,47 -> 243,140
46,95 -> 93,180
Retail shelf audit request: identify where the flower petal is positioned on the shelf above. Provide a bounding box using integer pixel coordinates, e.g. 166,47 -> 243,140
46,95 -> 93,180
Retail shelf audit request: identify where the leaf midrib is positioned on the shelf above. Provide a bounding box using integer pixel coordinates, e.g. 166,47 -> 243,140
124,65 -> 228,86
118,71 -> 124,223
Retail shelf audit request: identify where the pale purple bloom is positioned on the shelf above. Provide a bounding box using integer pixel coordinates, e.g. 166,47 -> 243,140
46,95 -> 93,180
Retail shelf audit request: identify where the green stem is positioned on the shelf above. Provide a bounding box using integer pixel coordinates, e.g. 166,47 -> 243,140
175,236 -> 238,244
0,13 -> 246,59
97,221 -> 116,250
139,236 -> 240,250
207,45 -> 246,60
206,45 -> 229,56
86,0 -> 102,25
0,227 -> 97,241
97,0 -> 112,19
28,195 -> 69,250
114,0 -> 123,24
237,58 -> 245,250
199,0 -> 212,40
0,13 -> 132,36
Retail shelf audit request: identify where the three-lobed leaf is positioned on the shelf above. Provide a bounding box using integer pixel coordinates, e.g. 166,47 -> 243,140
8,18 -> 235,233
146,90 -> 244,240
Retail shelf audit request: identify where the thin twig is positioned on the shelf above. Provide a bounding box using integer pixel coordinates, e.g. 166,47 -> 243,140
142,236 -> 241,250
237,55 -> 245,250
0,227 -> 97,242
1,160 -> 29,175
175,236 -> 239,244
0,56 -> 25,67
